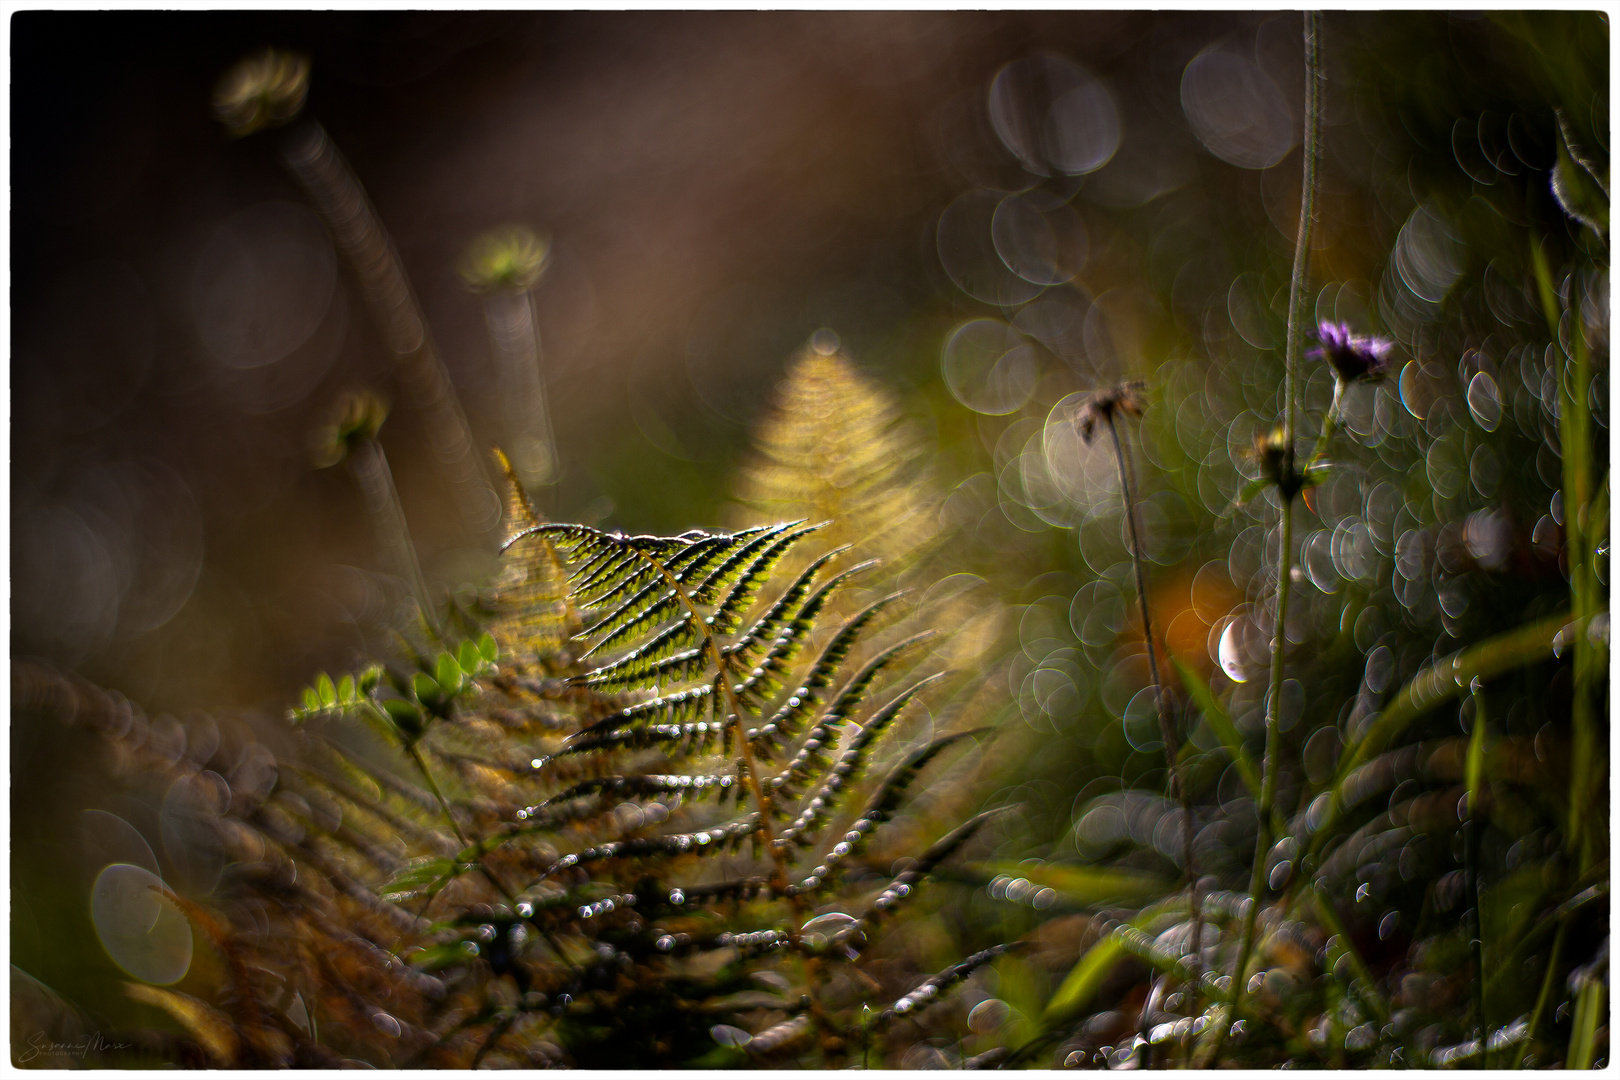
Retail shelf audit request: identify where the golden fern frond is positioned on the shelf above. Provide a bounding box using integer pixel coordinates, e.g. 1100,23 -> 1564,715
733,339 -> 939,575
486,448 -> 574,662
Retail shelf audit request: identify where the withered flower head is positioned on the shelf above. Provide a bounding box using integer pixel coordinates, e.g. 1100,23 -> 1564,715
1252,426 -> 1294,491
313,390 -> 389,468
213,49 -> 311,137
1309,322 -> 1394,384
1074,381 -> 1148,445
460,226 -> 551,293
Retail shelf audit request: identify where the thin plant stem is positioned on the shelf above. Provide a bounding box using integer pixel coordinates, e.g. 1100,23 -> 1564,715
1104,412 -> 1202,963
483,288 -> 560,494
1465,683 -> 1489,1058
1305,377 -> 1345,473
281,120 -> 499,536
1513,920 -> 1567,1069
349,437 -> 439,636
1213,10 -> 1322,1063
404,739 -> 518,906
1530,242 -> 1602,873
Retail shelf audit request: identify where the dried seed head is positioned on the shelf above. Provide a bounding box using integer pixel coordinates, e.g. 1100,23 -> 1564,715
461,226 -> 551,293
214,49 -> 311,137
313,390 -> 389,467
1251,426 -> 1300,495
1074,381 -> 1148,444
1308,322 -> 1394,384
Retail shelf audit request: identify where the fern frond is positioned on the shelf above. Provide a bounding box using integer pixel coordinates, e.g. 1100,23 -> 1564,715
549,717 -> 729,760
733,341 -> 939,577
533,813 -> 765,884
732,556 -> 876,713
541,771 -> 743,807
573,683 -> 715,737
876,942 -> 1026,1029
578,636 -> 707,693
686,521 -> 807,606
864,808 -> 1004,920
780,730 -> 982,898
579,527 -> 780,647
726,546 -> 856,664
708,521 -> 826,634
488,449 -> 574,657
753,591 -> 906,748
776,673 -> 948,844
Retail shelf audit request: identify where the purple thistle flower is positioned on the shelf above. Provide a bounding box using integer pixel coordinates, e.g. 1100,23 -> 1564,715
1308,322 -> 1394,383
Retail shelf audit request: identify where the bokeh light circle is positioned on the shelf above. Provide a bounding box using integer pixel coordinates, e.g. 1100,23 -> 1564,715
937,190 -> 1046,306
992,194 -> 1088,286
90,863 -> 193,985
941,319 -> 1039,415
1180,49 -> 1296,170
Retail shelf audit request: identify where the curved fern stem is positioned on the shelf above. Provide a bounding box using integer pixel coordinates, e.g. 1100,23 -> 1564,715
1217,9 -> 1323,1063
629,546 -> 793,892
404,740 -> 517,906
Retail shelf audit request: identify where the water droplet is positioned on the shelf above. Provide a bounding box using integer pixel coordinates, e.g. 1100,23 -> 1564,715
801,911 -> 858,935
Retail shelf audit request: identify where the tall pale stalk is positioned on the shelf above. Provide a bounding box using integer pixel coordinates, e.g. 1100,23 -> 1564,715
482,288 -> 559,492
1216,9 -> 1323,1060
347,435 -> 439,636
281,122 -> 500,537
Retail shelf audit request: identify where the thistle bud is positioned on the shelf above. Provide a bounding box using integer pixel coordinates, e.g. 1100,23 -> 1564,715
313,390 -> 389,468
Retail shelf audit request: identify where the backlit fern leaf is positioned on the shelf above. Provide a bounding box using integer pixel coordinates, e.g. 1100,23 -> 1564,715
23,452 -> 1014,1069
734,339 -> 939,576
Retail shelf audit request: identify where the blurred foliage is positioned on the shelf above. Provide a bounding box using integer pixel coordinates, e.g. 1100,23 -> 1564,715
10,10 -> 1609,1070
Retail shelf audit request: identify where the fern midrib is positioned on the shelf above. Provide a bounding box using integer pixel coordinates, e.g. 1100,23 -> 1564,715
624,542 -> 794,893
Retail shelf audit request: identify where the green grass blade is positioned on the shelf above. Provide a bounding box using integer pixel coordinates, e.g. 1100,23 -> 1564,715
1171,655 -> 1260,799
1567,976 -> 1605,1069
1465,687 -> 1488,818
1333,612 -> 1585,783
1041,934 -> 1127,1029
1315,613 -> 1594,857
